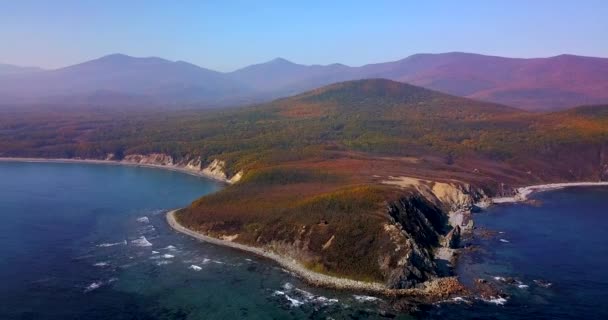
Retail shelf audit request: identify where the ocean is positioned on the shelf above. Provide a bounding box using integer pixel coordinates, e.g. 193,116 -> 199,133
1,161 -> 606,319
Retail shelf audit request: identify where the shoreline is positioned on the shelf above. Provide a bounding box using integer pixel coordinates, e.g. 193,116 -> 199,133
492,182 -> 608,204
0,157 -> 465,299
3,157 -> 607,298
166,209 -> 391,294
0,157 -> 231,184
166,209 -> 468,300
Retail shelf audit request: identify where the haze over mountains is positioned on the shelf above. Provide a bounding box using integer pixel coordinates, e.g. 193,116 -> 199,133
0,64 -> 43,76
1,52 -> 607,111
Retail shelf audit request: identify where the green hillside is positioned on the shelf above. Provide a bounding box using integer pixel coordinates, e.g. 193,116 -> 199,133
2,79 -> 608,286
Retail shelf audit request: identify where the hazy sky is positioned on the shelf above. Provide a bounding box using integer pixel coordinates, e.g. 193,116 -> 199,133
2,0 -> 607,71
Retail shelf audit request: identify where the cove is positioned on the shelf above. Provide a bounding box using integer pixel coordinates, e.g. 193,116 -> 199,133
435,186 -> 608,320
0,161 -> 416,320
2,161 -> 607,319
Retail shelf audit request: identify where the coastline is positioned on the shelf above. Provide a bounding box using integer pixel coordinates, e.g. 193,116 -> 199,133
492,182 -> 608,204
166,209 -> 468,300
166,209 -> 391,293
0,156 -> 467,299
3,157 -> 607,299
0,157 -> 231,184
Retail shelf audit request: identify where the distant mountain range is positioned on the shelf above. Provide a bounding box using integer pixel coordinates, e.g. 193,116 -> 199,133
0,63 -> 43,75
1,52 -> 607,110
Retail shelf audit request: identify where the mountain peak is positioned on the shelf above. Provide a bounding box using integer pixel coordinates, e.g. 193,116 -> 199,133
267,57 -> 295,65
93,53 -> 170,65
98,53 -> 133,61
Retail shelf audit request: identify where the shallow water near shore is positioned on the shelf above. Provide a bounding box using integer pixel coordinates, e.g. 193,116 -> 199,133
0,162 -> 411,319
1,162 -> 607,319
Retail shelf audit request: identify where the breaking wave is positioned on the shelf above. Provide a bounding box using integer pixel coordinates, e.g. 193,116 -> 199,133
273,283 -> 339,308
136,216 -> 150,223
97,240 -> 127,247
84,281 -> 103,292
483,297 -> 508,305
353,294 -> 381,302
131,236 -> 152,247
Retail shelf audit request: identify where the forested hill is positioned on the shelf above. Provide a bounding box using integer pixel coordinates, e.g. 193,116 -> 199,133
1,79 -> 607,181
2,79 -> 608,287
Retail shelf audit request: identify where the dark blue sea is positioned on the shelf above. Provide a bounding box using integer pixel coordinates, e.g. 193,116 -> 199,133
1,161 -> 607,319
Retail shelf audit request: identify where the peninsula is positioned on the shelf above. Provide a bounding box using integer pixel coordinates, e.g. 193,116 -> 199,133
1,79 -> 607,299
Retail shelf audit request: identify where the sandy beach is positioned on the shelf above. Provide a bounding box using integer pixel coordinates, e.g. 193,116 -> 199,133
492,182 -> 608,204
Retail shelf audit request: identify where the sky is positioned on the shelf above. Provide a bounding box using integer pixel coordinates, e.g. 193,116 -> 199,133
1,0 -> 607,71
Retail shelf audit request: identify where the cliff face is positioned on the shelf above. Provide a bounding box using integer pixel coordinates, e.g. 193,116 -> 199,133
123,153 -> 174,166
384,196 -> 443,288
373,179 -> 491,288
177,170 -> 491,289
119,153 -> 243,184
102,153 -> 492,289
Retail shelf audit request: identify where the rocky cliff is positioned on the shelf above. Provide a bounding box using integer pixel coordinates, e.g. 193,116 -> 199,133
381,181 -> 488,288
120,153 -> 243,184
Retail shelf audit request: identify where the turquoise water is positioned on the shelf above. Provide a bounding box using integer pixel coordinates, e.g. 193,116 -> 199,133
1,162 -> 607,319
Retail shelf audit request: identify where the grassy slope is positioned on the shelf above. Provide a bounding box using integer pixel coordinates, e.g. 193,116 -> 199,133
2,80 -> 608,282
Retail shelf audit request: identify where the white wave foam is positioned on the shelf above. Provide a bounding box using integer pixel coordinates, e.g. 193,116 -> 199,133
451,296 -> 469,303
84,281 -> 103,292
493,276 -> 506,281
93,262 -> 109,267
499,239 -> 510,243
164,245 -> 177,251
131,236 -> 152,247
295,288 -> 315,299
151,250 -> 159,254
275,284 -> 337,307
517,284 -> 529,289
315,296 -> 339,305
97,241 -> 126,247
156,260 -> 172,266
284,295 -> 305,307
162,254 -> 175,259
136,216 -> 150,223
189,265 -> 202,271
483,297 -> 507,305
353,294 -> 380,302
202,258 -> 211,264
282,282 -> 294,291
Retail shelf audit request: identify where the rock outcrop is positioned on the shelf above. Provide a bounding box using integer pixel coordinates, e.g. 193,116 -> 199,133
120,153 -> 243,184
444,225 -> 461,249
123,153 -> 174,166
380,180 -> 489,288
383,195 -> 447,288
